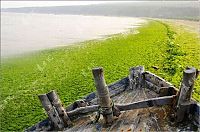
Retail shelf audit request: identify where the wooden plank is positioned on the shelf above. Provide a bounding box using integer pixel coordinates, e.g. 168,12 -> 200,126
38,94 -> 64,130
47,91 -> 72,127
67,96 -> 175,118
145,80 -> 177,96
143,71 -> 172,87
92,67 -> 113,125
115,95 -> 176,111
67,105 -> 99,117
144,80 -> 161,93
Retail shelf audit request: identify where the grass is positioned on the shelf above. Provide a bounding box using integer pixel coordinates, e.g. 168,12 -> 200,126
1,20 -> 200,131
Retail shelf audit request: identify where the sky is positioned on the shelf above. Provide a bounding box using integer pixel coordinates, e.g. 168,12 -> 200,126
1,1 -> 115,8
1,1 -> 197,9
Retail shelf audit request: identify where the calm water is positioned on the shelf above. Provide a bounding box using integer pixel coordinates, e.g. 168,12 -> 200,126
1,13 -> 146,57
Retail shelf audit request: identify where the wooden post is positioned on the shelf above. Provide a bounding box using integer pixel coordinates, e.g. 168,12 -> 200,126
38,94 -> 64,130
129,66 -> 144,89
176,67 -> 197,122
92,67 -> 113,125
47,91 -> 72,127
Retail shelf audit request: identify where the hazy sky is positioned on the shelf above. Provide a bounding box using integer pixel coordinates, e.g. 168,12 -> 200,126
1,1 -> 115,8
2,1 -> 195,8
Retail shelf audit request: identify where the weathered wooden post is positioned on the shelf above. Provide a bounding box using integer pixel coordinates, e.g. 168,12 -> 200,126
176,67 -> 197,122
92,67 -> 113,125
47,91 -> 72,127
129,66 -> 144,89
38,94 -> 64,130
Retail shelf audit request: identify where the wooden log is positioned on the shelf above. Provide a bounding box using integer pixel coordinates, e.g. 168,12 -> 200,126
145,80 -> 177,96
38,94 -> 64,130
47,91 -> 72,127
92,67 -> 113,125
115,95 -> 176,111
67,96 -> 175,117
129,66 -> 144,89
143,71 -> 172,87
176,67 -> 197,122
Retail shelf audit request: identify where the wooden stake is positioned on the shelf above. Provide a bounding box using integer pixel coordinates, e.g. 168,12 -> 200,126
176,67 -> 197,122
129,66 -> 144,89
38,94 -> 64,130
92,67 -> 113,125
47,91 -> 72,127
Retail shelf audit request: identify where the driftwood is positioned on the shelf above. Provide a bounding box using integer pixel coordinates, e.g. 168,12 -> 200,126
38,94 -> 64,130
47,91 -> 72,127
176,67 -> 197,122
129,66 -> 144,89
92,67 -> 113,124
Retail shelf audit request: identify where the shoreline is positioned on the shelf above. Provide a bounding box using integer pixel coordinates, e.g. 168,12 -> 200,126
1,20 -> 199,131
1,12 -> 146,57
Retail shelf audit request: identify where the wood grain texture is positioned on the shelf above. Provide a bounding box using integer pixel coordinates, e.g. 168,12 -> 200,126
38,94 -> 64,130
92,67 -> 113,124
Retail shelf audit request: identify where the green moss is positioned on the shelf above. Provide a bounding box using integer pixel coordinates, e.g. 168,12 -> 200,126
167,21 -> 200,100
1,20 -> 199,131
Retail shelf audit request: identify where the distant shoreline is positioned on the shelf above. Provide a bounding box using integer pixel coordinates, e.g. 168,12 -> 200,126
1,20 -> 199,131
2,1 -> 198,20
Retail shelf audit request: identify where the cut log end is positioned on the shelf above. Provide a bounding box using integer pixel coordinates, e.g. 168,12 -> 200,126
184,67 -> 196,74
92,67 -> 114,124
92,67 -> 104,77
47,90 -> 58,102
